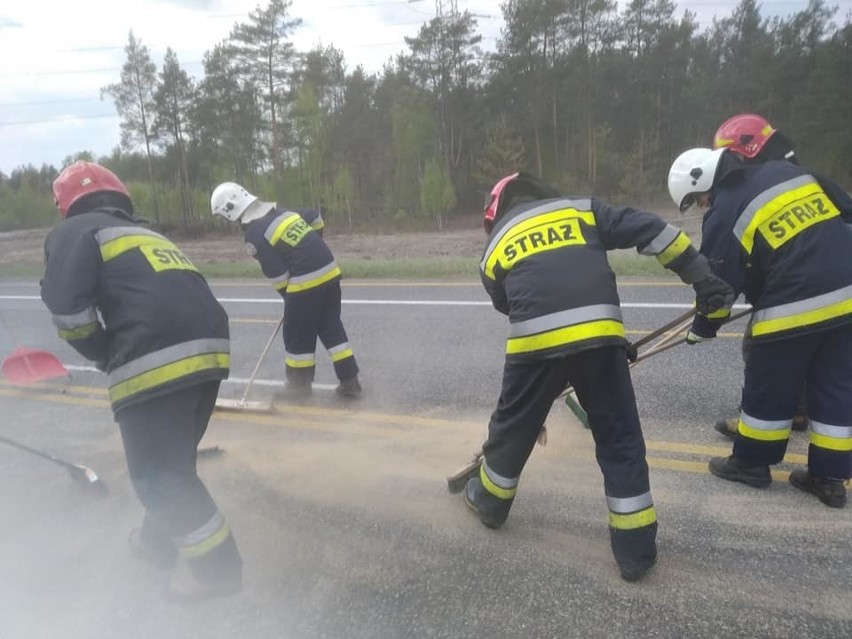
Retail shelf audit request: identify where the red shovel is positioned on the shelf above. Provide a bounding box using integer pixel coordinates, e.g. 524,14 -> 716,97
0,309 -> 68,385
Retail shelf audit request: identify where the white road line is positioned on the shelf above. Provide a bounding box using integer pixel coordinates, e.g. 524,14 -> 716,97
62,364 -> 333,389
0,294 -> 750,310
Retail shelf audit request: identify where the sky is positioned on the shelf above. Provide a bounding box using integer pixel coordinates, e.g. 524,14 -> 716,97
0,0 -> 845,175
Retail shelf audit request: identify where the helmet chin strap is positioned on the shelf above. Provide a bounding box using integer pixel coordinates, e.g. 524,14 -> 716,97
240,201 -> 276,225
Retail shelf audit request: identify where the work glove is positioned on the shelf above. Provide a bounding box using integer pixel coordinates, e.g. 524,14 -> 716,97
625,342 -> 638,363
686,315 -> 719,345
692,274 -> 735,316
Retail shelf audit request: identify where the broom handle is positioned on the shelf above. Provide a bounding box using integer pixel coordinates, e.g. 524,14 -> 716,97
239,315 -> 285,403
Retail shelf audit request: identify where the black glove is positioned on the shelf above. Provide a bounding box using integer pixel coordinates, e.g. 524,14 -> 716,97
625,342 -> 638,362
693,274 -> 735,315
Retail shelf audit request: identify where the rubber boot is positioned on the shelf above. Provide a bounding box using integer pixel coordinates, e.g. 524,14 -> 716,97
789,469 -> 847,508
463,477 -> 512,529
709,455 -> 771,488
273,380 -> 312,403
166,533 -> 243,602
335,376 -> 362,399
129,523 -> 178,570
713,418 -> 738,440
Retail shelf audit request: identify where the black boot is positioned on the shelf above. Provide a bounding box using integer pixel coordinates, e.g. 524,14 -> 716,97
789,469 -> 847,508
709,455 -> 771,488
273,381 -> 312,402
463,477 -> 512,529
128,524 -> 177,570
335,376 -> 362,399
166,533 -> 243,602
713,418 -> 738,440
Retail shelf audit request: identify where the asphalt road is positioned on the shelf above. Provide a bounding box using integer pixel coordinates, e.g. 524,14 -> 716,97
0,278 -> 849,639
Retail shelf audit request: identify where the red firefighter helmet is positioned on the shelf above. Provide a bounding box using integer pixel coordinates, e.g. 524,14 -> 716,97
712,114 -> 777,160
52,161 -> 131,218
483,172 -> 520,232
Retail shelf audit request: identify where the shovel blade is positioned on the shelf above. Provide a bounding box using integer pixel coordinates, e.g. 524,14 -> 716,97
2,347 -> 68,385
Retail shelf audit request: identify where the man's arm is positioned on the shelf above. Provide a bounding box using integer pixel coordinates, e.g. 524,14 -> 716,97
40,228 -> 109,367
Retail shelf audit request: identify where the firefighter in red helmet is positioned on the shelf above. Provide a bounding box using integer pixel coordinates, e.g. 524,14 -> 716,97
709,114 -> 852,442
461,172 -> 734,581
41,161 -> 242,600
669,145 -> 852,508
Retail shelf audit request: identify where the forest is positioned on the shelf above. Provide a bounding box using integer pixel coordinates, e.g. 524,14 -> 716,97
1,0 -> 850,234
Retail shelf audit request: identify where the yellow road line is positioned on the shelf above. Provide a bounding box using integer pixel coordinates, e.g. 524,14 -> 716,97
0,384 -> 812,466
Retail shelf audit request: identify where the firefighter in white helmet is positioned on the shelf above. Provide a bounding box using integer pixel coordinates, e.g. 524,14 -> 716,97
211,182 -> 361,400
668,147 -> 852,508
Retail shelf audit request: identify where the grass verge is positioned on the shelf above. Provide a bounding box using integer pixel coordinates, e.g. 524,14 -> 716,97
0,253 -> 672,280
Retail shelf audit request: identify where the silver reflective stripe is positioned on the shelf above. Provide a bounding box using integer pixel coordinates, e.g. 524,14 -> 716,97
328,342 -> 351,355
741,411 -> 792,431
482,458 -> 519,489
95,226 -> 164,245
639,224 -> 680,256
108,338 -> 230,386
733,175 -> 814,245
289,261 -> 338,286
52,307 -> 97,329
285,352 -> 315,362
810,420 -> 852,439
508,304 -> 623,338
271,272 -> 290,288
263,212 -> 299,243
751,284 -> 852,325
480,198 -> 592,270
606,492 -> 653,514
174,511 -> 225,548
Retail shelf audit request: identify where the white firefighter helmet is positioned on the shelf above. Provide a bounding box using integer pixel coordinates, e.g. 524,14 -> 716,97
210,182 -> 272,223
667,148 -> 726,213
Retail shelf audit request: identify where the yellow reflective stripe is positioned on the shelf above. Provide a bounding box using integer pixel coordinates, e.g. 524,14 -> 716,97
311,219 -> 325,230
287,266 -> 341,293
752,297 -> 852,337
272,280 -> 288,292
506,319 -> 625,355
609,506 -> 656,530
330,348 -> 353,363
100,236 -> 175,262
656,231 -> 692,266
268,214 -> 302,245
108,353 -> 229,404
740,181 -> 827,254
285,357 -> 315,369
179,523 -> 231,559
479,465 -> 516,500
483,209 -> 595,279
810,432 -> 852,452
58,322 -> 98,340
737,420 -> 791,442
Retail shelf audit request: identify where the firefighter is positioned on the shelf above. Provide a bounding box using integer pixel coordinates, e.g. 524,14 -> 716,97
709,114 -> 852,440
41,162 -> 242,600
210,182 -> 360,400
464,172 -> 734,581
668,148 -> 852,508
